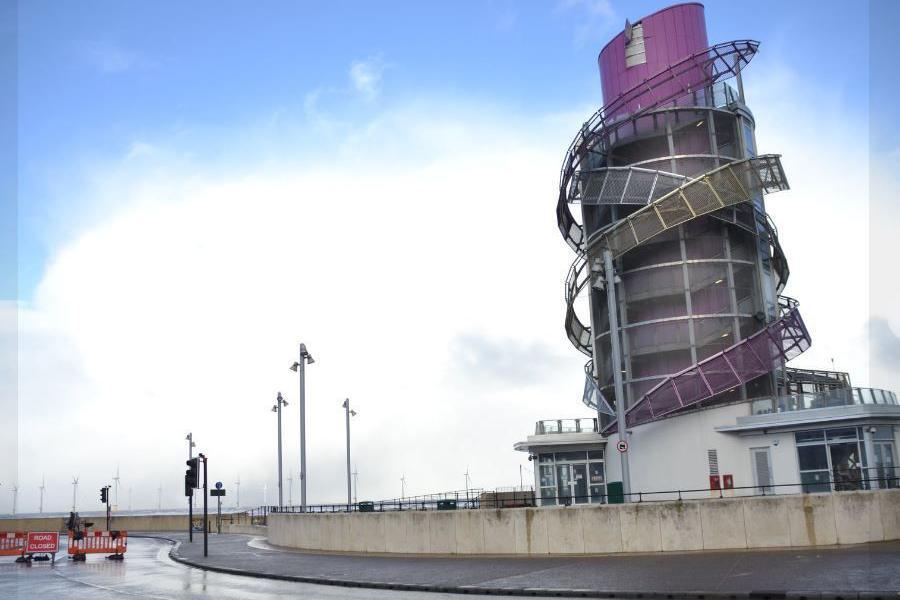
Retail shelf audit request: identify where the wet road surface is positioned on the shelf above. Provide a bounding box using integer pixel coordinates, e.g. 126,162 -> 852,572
171,532 -> 900,595
0,535 -> 563,599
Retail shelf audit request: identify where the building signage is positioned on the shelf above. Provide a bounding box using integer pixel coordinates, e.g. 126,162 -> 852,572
616,440 -> 628,453
25,532 -> 59,554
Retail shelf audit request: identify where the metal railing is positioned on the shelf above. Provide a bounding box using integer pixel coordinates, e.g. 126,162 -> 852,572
535,418 -> 598,435
752,386 -> 899,415
253,469 -> 897,517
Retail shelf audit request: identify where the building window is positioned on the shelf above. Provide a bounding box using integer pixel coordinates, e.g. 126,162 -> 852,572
871,426 -> 898,489
536,450 -> 606,505
795,427 -> 867,493
624,23 -> 647,68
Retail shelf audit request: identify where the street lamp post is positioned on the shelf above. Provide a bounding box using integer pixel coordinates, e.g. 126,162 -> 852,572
342,398 -> 357,510
272,392 -> 288,508
290,343 -> 314,510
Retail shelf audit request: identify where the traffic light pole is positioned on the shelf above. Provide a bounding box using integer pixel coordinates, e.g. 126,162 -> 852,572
201,453 -> 208,557
188,489 -> 193,542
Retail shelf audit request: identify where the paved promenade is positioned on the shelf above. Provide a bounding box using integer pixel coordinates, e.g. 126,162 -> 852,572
159,532 -> 900,597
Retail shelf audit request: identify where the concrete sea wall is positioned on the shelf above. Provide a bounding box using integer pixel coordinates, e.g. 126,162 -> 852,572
268,489 -> 900,555
2,514 -> 205,533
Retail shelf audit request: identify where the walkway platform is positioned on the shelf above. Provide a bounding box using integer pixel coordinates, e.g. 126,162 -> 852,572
156,532 -> 900,598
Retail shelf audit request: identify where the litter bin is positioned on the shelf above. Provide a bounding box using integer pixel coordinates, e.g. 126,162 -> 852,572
358,501 -> 375,513
436,499 -> 457,510
606,481 -> 624,504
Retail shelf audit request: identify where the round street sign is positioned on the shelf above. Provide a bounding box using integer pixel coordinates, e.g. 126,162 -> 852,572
215,481 -> 223,490
616,440 -> 628,453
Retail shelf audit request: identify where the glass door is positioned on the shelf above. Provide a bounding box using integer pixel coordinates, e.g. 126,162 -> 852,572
874,442 -> 898,489
556,465 -> 572,504
829,442 -> 862,491
571,464 -> 588,504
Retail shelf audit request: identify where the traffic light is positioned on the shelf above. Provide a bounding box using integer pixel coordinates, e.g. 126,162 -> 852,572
184,472 -> 193,497
186,457 -> 199,489
100,486 -> 108,504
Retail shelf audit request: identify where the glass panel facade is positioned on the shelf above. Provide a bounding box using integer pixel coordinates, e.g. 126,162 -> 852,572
795,428 -> 871,493
536,450 -> 606,506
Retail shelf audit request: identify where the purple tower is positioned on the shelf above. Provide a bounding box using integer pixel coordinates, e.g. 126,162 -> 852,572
519,3 -> 898,504
559,3 -> 806,433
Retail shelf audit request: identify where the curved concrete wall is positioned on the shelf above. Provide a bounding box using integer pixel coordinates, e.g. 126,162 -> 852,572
268,490 -> 900,555
1,514 -> 194,533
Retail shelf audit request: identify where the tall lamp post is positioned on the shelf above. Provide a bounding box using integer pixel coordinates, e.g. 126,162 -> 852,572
272,392 -> 288,508
342,398 -> 357,510
290,343 -> 314,510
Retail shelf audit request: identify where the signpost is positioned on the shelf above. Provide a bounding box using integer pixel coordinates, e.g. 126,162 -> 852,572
616,439 -> 628,453
23,532 -> 59,563
211,482 -> 226,534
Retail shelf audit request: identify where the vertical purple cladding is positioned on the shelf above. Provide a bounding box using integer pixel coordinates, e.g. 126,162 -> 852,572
598,2 -> 708,118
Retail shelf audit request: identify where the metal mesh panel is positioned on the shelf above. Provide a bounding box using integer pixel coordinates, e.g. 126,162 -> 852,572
605,223 -> 639,256
600,170 -> 629,202
624,307 -> 811,428
621,172 -> 657,204
655,193 -> 694,228
579,171 -> 608,202
698,355 -> 740,393
726,343 -> 768,378
630,210 -> 666,245
673,370 -> 708,401
651,174 -> 686,200
683,180 -> 722,214
707,168 -> 745,205
593,155 -> 788,260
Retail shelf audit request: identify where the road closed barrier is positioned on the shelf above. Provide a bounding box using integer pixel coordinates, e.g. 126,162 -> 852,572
19,532 -> 59,563
0,532 -> 26,557
68,530 -> 127,561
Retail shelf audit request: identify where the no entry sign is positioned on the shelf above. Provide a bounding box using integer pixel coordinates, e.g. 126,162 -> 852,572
616,440 -> 628,453
25,532 -> 59,554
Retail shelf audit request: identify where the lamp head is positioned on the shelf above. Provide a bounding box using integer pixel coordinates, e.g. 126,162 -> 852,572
350,410 -> 357,417
289,362 -> 299,372
300,343 -> 315,364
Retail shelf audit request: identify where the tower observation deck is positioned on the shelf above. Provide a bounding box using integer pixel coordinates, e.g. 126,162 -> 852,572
558,3 -> 807,431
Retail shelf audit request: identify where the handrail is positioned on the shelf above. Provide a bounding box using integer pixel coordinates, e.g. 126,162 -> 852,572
556,40 -> 760,253
615,302 -> 810,431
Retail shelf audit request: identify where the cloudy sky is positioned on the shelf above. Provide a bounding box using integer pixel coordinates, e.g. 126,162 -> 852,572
2,0 -> 898,514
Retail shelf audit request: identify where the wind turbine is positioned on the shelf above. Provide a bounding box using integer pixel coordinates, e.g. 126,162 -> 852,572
352,466 -> 359,505
464,467 -> 473,498
11,484 -> 18,515
128,487 -> 133,512
263,483 -> 268,506
400,475 -> 406,501
113,466 -> 121,509
234,476 -> 241,509
71,476 -> 79,512
39,475 -> 45,514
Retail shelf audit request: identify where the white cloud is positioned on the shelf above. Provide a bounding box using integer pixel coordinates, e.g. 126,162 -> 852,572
81,41 -> 155,74
8,49 -> 894,515
557,0 -> 616,46
11,101 -> 585,513
349,56 -> 387,100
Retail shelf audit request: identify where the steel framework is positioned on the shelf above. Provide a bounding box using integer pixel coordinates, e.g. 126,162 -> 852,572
557,38 -> 811,430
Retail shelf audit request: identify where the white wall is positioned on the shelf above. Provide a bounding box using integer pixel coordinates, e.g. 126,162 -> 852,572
605,403 -> 803,496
